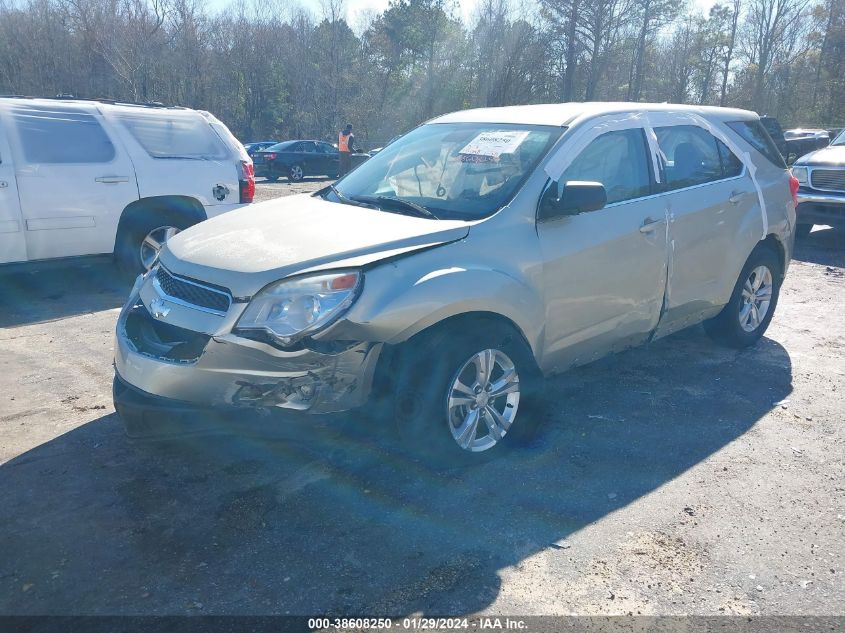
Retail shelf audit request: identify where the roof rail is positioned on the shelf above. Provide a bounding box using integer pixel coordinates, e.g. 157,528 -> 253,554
0,94 -> 187,109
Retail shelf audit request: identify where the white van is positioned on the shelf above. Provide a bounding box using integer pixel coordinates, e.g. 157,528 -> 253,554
0,97 -> 254,275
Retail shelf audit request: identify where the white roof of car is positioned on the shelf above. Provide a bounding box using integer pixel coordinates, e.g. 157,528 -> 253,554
431,102 -> 758,127
0,96 -> 192,114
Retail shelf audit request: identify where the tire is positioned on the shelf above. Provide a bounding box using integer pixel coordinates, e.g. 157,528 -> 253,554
390,319 -> 543,468
795,223 -> 813,239
704,245 -> 782,348
288,164 -> 305,182
115,211 -> 195,280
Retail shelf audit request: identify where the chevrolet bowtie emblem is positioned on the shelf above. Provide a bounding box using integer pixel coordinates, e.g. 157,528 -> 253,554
150,297 -> 171,319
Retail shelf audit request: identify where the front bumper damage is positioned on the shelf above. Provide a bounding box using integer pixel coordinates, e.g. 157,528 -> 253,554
113,278 -> 382,415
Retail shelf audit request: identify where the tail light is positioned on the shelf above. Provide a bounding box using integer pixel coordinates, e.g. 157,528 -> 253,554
264,153 -> 277,161
788,174 -> 799,207
238,160 -> 255,204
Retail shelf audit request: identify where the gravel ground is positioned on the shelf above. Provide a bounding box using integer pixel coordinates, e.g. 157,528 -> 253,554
252,176 -> 334,202
0,181 -> 843,616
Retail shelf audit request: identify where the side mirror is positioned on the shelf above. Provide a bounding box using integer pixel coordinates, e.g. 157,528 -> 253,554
539,180 -> 607,221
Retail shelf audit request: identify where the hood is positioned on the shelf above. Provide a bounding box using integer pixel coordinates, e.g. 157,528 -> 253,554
794,144 -> 845,166
159,194 -> 470,297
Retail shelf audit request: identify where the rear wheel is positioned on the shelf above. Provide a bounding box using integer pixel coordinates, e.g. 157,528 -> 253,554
704,245 -> 782,348
391,320 -> 542,467
288,164 -> 305,182
115,212 -> 193,279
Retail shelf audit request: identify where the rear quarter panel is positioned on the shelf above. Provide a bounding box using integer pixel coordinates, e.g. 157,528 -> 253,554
723,123 -> 795,287
103,110 -> 241,209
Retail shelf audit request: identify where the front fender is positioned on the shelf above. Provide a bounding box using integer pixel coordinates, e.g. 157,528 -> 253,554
319,261 -> 546,360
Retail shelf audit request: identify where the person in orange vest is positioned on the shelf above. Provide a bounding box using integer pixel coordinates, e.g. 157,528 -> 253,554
338,124 -> 356,176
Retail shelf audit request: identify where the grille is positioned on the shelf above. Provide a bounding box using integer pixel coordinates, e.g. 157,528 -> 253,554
155,266 -> 231,314
811,169 -> 845,192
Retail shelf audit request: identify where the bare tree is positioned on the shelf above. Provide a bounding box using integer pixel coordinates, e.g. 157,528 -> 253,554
0,0 -> 842,143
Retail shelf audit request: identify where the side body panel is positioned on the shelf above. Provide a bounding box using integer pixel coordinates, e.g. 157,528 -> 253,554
537,195 -> 668,373
653,172 -> 760,337
0,120 -> 26,263
4,103 -> 140,260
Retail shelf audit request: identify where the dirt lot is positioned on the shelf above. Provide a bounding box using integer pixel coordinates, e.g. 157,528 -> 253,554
252,175 -> 334,203
0,180 -> 843,617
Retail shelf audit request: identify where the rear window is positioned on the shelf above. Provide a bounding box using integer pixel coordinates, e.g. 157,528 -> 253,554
727,120 -> 787,169
116,111 -> 228,159
267,141 -> 295,151
11,105 -> 115,164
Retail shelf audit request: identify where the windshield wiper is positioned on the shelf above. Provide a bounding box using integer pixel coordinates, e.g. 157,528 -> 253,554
353,195 -> 439,220
326,184 -> 379,210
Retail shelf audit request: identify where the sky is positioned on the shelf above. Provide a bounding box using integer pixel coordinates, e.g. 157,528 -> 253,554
207,0 -> 719,27
295,0 -> 720,24
297,0 -> 482,24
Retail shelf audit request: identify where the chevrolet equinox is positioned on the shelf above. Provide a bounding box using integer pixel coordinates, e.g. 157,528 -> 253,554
113,103 -> 797,460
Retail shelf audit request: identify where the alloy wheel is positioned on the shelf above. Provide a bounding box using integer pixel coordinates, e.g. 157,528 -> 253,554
290,165 -> 304,181
446,348 -> 520,452
739,265 -> 773,332
140,226 -> 179,271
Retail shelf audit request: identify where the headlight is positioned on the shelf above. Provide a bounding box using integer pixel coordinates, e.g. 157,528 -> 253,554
792,166 -> 809,185
235,270 -> 362,346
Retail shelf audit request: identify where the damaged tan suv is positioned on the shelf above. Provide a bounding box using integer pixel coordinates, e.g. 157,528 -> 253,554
113,103 -> 797,460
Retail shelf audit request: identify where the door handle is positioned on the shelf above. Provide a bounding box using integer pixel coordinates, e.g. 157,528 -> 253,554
95,176 -> 129,184
729,190 -> 744,205
0,180 -> 8,189
639,217 -> 664,233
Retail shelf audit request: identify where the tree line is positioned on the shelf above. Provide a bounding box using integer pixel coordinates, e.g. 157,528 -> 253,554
0,0 -> 842,147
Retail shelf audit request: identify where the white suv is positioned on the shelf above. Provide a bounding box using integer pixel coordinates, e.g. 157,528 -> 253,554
0,97 -> 254,276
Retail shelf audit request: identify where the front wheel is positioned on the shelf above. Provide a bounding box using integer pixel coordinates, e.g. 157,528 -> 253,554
392,320 -> 542,467
704,246 -> 782,348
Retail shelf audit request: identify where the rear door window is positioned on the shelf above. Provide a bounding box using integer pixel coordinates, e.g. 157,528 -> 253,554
560,128 -> 652,204
727,120 -> 787,169
116,110 -> 227,159
655,125 -> 730,190
11,105 -> 115,164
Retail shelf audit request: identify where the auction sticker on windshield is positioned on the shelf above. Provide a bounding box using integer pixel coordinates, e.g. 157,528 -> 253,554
459,130 -> 530,160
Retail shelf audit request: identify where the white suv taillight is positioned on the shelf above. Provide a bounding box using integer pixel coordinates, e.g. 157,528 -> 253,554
237,160 -> 255,203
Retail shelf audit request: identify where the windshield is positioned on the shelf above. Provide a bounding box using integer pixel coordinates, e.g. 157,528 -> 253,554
327,123 -> 563,220
833,130 -> 845,146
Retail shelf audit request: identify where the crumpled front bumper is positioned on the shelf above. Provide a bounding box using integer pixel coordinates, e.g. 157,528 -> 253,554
113,279 -> 383,414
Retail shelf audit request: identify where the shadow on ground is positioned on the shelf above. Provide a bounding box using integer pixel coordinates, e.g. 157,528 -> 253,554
0,328 -> 792,615
0,259 -> 128,328
792,226 -> 845,267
